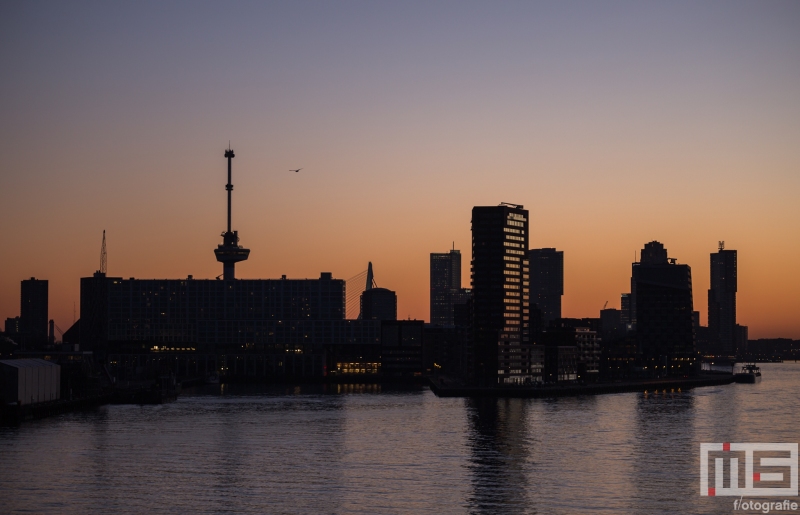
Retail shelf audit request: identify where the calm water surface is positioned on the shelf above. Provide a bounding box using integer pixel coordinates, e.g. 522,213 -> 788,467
2,363 -> 799,514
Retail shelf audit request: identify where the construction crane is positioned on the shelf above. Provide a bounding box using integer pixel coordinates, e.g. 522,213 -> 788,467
603,301 -> 608,310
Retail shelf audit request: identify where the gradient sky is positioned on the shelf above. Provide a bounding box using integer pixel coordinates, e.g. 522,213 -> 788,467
1,1 -> 799,338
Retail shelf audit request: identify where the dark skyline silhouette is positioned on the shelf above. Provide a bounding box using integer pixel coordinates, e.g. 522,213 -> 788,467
1,2 -> 799,339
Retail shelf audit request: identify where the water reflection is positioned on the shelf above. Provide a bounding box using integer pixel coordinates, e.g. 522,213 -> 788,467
466,398 -> 534,514
1,365 -> 798,514
632,388 -> 696,514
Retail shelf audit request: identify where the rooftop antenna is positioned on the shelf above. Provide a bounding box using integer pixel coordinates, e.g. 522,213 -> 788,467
100,230 -> 107,274
719,241 -> 725,251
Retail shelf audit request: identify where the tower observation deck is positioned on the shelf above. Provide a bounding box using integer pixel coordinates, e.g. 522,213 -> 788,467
214,147 -> 250,279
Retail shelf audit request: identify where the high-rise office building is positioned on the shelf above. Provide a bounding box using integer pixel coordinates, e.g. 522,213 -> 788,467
381,320 -> 424,377
600,308 -> 625,341
630,241 -> 669,327
543,318 -> 598,382
528,248 -> 563,327
709,242 -> 737,355
20,277 -> 48,348
451,288 -> 472,312
471,203 -> 532,385
620,293 -> 631,328
430,249 -> 462,326
360,288 -> 397,321
632,241 -> 695,376
734,324 -> 748,354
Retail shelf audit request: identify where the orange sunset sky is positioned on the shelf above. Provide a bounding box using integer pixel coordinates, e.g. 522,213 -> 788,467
1,2 -> 799,338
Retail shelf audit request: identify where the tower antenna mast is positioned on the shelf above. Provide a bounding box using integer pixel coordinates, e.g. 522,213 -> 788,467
226,147 -> 233,232
100,230 -> 107,274
214,146 -> 250,279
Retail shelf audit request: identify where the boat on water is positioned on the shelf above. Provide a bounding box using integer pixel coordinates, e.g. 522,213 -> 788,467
733,364 -> 762,383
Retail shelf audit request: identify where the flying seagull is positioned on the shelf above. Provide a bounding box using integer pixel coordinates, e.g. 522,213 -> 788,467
290,168 -> 302,173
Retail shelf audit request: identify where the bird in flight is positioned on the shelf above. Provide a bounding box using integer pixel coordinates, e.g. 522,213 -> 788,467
290,168 -> 302,173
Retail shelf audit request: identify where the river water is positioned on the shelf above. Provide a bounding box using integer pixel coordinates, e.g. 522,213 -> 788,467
1,363 -> 798,514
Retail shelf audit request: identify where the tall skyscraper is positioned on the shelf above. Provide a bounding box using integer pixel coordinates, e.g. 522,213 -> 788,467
629,240 -> 669,327
20,277 -> 48,348
709,242 -> 737,355
430,248 -> 463,326
528,248 -> 563,327
471,203 -> 532,385
632,241 -> 695,376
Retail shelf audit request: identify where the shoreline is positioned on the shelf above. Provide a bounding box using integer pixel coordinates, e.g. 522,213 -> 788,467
0,374 -> 739,425
429,374 -> 735,398
0,392 -> 113,425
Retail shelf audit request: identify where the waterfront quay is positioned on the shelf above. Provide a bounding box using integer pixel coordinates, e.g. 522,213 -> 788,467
429,373 -> 735,398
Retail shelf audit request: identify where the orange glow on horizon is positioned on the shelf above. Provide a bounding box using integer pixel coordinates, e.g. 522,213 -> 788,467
1,2 -> 798,339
